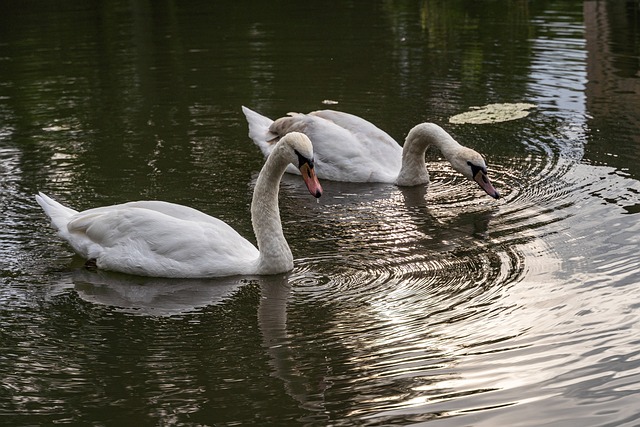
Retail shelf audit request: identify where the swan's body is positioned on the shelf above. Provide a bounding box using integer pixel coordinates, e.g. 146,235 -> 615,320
36,132 -> 322,278
242,106 -> 500,199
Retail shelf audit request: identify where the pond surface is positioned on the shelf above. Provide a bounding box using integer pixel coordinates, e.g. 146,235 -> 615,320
2,1 -> 640,425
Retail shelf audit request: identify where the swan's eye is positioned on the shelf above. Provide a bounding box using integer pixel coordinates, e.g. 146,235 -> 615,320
294,149 -> 314,169
467,161 -> 486,177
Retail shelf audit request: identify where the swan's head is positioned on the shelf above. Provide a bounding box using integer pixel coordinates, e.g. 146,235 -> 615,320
405,123 -> 499,199
280,132 -> 323,198
448,148 -> 500,199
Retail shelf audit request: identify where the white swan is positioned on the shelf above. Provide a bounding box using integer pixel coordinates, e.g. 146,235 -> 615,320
36,132 -> 323,278
242,106 -> 500,199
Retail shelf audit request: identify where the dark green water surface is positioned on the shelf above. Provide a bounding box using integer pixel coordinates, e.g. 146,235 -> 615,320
2,1 -> 640,425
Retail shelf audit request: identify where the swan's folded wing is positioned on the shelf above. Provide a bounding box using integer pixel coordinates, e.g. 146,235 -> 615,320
310,110 -> 401,153
309,110 -> 403,180
270,111 -> 401,182
67,206 -> 259,276
115,201 -> 233,228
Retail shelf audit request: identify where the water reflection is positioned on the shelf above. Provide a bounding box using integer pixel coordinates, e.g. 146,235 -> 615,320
2,0 -> 640,425
46,267 -> 331,415
584,1 -> 640,181
57,268 -> 248,316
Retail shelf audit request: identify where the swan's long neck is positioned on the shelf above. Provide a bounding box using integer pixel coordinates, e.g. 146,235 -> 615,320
251,150 -> 294,274
395,123 -> 463,187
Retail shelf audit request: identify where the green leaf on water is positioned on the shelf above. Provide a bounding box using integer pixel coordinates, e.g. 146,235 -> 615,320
449,103 -> 536,124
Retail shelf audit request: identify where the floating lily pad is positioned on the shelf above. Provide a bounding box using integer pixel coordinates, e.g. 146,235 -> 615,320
449,103 -> 536,124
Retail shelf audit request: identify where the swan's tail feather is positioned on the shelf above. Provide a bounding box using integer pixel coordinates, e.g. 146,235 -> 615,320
241,106 -> 278,158
35,192 -> 77,236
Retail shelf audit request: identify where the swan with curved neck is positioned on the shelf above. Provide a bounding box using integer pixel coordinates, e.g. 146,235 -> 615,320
242,106 -> 500,199
36,132 -> 323,278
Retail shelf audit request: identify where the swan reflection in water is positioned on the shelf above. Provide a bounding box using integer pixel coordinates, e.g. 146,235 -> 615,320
283,174 -> 500,256
68,268 -> 247,316
57,267 -> 328,411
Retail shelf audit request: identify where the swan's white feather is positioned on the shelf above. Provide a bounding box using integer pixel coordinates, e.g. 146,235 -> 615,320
36,132 -> 322,278
243,106 -> 401,183
242,107 -> 500,198
37,195 -> 259,278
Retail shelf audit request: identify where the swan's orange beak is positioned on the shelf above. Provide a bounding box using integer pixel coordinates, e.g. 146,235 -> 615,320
300,163 -> 323,198
474,170 -> 500,199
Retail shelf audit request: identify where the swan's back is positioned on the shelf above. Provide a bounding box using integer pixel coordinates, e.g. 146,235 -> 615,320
82,206 -> 258,277
38,194 -> 260,278
244,107 -> 403,183
310,110 -> 399,153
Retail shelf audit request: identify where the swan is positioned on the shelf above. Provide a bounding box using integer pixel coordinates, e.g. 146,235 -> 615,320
35,132 -> 323,278
242,106 -> 500,199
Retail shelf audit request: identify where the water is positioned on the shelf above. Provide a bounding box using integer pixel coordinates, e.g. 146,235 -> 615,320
1,1 -> 640,425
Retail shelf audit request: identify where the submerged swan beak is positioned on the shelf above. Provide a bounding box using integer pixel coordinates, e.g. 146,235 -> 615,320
300,163 -> 323,198
474,169 -> 500,199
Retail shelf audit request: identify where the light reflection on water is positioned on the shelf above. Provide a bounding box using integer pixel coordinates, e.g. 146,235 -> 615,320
1,1 -> 640,426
